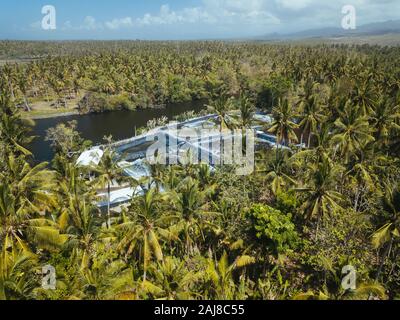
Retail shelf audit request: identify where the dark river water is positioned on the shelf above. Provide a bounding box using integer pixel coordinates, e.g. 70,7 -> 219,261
31,100 -> 206,162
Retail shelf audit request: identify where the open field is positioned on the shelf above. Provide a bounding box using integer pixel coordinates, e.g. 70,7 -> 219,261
327,33 -> 400,46
260,33 -> 400,47
19,94 -> 82,119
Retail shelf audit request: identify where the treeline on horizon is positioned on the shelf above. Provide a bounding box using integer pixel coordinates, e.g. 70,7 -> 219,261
0,40 -> 399,112
0,41 -> 399,300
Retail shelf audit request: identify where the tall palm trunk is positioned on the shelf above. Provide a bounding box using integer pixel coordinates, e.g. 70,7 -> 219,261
315,214 -> 321,241
375,238 -> 394,282
23,96 -> 31,112
8,81 -> 15,100
369,238 -> 394,300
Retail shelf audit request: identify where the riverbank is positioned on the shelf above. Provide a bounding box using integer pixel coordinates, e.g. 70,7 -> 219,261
21,109 -> 80,120
30,100 -> 207,162
19,90 -> 202,120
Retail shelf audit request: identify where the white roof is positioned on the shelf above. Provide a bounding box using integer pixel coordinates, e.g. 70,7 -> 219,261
118,159 -> 151,180
76,148 -> 104,167
254,114 -> 273,123
97,186 -> 144,207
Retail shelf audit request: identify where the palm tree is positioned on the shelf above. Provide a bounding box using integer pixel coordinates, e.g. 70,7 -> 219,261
268,98 -> 299,146
0,154 -> 66,252
92,149 -> 124,228
371,98 -> 400,146
350,77 -> 376,116
257,149 -> 297,195
206,95 -> 234,132
331,102 -> 375,164
372,184 -> 400,284
289,121 -> 332,169
1,64 -> 17,100
298,95 -> 325,147
48,77 -> 64,109
0,98 -> 34,156
16,74 -> 31,112
297,155 -> 345,236
346,143 -> 380,212
234,94 -> 255,129
296,79 -> 319,105
140,256 -> 203,300
293,282 -> 387,300
0,243 -> 38,300
116,188 -> 176,282
78,243 -> 135,300
167,177 -> 216,254
0,182 -> 67,255
202,251 -> 255,300
61,195 -> 100,269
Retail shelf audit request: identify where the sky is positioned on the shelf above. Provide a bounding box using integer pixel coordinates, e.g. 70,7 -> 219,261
0,0 -> 399,40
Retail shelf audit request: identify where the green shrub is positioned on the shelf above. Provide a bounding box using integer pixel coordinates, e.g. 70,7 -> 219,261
247,204 -> 299,255
276,191 -> 298,215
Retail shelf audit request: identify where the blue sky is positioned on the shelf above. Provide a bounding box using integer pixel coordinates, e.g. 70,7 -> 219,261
1,0 -> 399,40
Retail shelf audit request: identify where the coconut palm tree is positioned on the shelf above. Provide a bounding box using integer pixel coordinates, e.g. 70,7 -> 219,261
350,77 -> 376,117
257,149 -> 297,195
0,182 -> 67,255
206,95 -> 234,132
331,102 -> 375,164
1,64 -> 17,100
116,188 -> 177,282
0,243 -> 38,300
371,98 -> 400,146
202,251 -> 255,300
293,282 -> 387,300
140,256 -> 203,300
0,100 -> 34,157
345,142 -> 381,211
296,155 -> 345,235
0,153 -> 66,252
298,95 -> 325,147
16,73 -> 31,112
372,184 -> 400,283
92,149 -> 124,228
234,94 -> 255,129
1,155 -> 58,213
268,98 -> 299,146
167,177 -> 216,254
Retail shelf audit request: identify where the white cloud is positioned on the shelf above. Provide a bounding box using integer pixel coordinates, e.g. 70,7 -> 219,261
82,16 -> 102,30
136,5 -> 184,25
105,17 -> 134,30
59,16 -> 103,31
275,0 -> 313,10
104,1 -> 279,30
30,0 -> 400,37
135,4 -> 216,26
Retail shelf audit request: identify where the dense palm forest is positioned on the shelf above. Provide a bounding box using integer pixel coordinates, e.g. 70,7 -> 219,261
0,41 -> 399,300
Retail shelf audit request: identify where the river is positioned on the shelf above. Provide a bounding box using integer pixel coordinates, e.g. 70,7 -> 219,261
30,100 -> 206,162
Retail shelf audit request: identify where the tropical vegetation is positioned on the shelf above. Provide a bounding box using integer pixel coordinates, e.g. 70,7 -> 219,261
0,41 -> 399,300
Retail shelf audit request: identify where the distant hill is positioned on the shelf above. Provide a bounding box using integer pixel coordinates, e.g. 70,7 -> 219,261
256,20 -> 400,41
